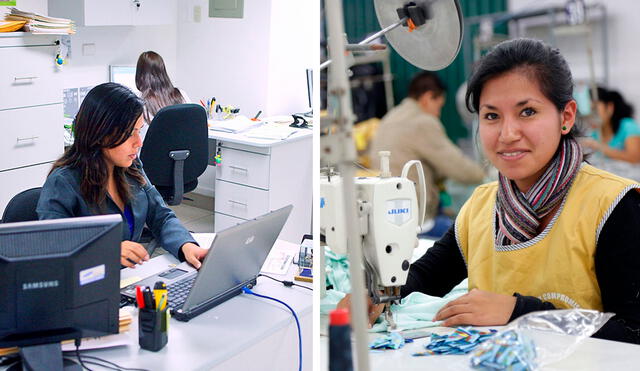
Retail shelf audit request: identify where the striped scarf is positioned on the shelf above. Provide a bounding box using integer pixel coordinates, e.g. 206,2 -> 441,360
496,136 -> 583,245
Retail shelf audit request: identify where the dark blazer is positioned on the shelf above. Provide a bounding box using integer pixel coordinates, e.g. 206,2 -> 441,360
36,163 -> 196,259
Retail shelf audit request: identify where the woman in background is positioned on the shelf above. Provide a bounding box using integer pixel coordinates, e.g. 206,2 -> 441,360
37,83 -> 208,269
583,87 -> 640,163
135,51 -> 191,139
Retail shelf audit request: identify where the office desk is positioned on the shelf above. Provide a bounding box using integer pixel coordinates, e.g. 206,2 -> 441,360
99,239 -> 312,371
319,326 -> 640,370
208,128 -> 312,244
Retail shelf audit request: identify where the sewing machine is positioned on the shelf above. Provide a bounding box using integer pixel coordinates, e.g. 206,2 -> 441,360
320,152 -> 426,329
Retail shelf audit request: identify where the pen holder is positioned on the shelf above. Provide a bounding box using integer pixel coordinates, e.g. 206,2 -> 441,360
138,308 -> 168,352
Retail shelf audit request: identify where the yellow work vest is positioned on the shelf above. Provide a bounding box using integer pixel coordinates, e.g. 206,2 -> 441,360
455,164 -> 640,310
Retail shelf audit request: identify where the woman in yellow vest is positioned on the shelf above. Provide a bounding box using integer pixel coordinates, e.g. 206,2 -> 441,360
338,38 -> 640,343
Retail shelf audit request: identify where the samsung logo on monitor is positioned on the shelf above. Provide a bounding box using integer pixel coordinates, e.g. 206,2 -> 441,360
388,208 -> 409,215
22,281 -> 60,290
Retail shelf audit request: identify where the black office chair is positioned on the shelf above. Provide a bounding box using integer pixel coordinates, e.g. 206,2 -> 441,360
140,104 -> 208,206
1,187 -> 42,223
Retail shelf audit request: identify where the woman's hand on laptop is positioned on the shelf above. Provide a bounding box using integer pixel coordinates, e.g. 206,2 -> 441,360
181,242 -> 208,269
121,241 -> 150,268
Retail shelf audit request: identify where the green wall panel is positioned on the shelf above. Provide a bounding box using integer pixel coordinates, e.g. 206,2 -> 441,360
341,0 -> 507,142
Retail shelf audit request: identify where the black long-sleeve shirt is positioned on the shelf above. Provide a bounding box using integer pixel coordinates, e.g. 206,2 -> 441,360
401,191 -> 640,344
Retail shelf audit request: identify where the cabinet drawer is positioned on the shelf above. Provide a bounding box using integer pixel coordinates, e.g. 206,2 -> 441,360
214,180 -> 269,220
0,162 -> 51,216
216,147 -> 270,189
0,104 -> 64,171
214,213 -> 246,233
0,45 -> 62,110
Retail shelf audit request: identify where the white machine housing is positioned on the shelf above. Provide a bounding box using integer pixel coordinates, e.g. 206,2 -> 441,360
320,175 -> 347,255
356,175 -> 419,287
320,156 -> 425,289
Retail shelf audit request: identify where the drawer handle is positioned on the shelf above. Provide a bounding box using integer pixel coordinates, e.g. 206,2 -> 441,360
228,200 -> 248,207
14,76 -> 39,82
229,165 -> 248,172
16,136 -> 39,143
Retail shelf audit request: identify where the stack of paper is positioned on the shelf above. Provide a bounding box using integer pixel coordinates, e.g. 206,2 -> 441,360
209,115 -> 262,134
244,123 -> 299,140
0,20 -> 26,33
5,8 -> 75,35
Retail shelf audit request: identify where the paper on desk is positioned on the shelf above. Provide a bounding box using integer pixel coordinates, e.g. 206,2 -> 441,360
243,123 -> 299,140
261,242 -> 297,275
208,116 -> 262,133
61,332 -> 131,352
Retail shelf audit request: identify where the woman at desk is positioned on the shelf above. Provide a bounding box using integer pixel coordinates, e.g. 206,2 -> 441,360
135,50 -> 191,141
338,38 -> 640,344
37,83 -> 208,269
582,87 -> 640,163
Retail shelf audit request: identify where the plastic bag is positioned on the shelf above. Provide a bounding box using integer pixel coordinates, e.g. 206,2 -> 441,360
469,309 -> 614,370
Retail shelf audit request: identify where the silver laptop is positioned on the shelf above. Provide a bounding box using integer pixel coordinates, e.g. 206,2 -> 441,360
121,205 -> 292,321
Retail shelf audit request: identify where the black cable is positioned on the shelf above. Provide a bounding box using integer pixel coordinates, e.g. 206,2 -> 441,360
258,273 -> 312,291
80,360 -> 121,371
79,355 -> 150,371
72,339 -> 149,371
75,342 -> 94,371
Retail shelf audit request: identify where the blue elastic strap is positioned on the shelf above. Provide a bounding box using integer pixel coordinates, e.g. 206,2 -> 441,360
242,286 -> 302,371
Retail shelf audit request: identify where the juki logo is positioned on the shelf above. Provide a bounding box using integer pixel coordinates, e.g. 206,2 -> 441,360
388,208 -> 409,215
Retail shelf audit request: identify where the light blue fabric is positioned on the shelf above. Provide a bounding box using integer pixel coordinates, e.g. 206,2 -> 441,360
321,247 -> 469,332
370,280 -> 468,332
592,117 -> 640,150
324,248 -> 351,293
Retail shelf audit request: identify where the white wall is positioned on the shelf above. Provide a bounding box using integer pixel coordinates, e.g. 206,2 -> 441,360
266,0 -> 316,115
177,0 -> 315,196
508,0 -> 640,117
61,25 -> 177,91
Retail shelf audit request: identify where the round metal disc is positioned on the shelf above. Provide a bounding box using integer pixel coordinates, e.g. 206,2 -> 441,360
374,0 -> 463,71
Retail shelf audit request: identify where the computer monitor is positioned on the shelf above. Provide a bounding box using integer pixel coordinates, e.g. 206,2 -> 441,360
305,68 -> 313,117
0,215 -> 122,370
109,65 -> 140,95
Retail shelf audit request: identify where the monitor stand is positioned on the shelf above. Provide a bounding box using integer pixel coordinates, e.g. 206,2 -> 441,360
7,342 -> 81,371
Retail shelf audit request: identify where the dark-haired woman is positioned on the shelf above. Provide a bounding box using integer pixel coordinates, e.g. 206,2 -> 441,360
582,87 -> 640,163
337,38 -> 640,344
37,83 -> 208,269
135,51 -> 190,140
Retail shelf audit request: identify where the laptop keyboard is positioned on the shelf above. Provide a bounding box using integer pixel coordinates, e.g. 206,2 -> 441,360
167,276 -> 197,310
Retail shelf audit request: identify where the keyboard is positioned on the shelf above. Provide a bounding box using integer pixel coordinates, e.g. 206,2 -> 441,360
167,276 -> 197,310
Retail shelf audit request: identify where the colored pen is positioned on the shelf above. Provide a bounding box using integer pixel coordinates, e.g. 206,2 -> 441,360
135,285 -> 145,309
143,287 -> 155,310
199,99 -> 206,108
153,281 -> 167,309
252,110 -> 262,121
157,293 -> 167,312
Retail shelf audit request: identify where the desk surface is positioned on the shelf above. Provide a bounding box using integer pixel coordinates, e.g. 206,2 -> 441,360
320,327 -> 640,370
97,240 -> 312,370
208,127 -> 312,147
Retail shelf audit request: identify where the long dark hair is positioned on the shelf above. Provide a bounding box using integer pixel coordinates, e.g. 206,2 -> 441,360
595,86 -> 635,134
135,51 -> 185,123
465,38 -> 581,142
51,82 -> 146,209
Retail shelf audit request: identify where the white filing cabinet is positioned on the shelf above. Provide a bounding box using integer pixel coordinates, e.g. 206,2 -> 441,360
0,34 -> 64,215
212,132 -> 312,243
48,0 -> 176,26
